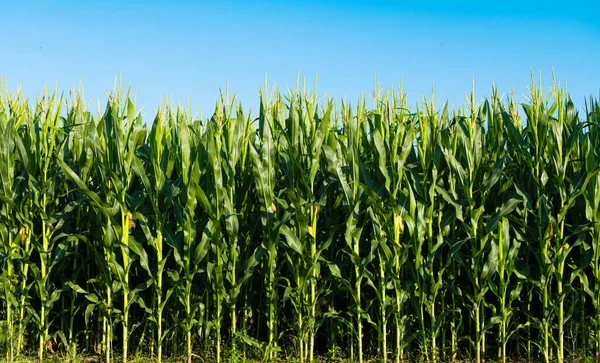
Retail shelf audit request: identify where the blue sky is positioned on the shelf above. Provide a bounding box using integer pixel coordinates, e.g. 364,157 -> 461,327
1,0 -> 599,117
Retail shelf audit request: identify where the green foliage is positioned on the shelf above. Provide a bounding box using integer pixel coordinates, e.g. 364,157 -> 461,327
0,78 -> 599,363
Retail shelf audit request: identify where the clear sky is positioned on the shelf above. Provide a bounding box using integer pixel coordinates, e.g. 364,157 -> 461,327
1,0 -> 599,118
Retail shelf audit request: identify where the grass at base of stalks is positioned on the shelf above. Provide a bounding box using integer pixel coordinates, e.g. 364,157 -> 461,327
3,352 -> 599,363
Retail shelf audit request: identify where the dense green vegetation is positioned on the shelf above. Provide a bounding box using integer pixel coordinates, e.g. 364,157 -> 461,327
1,78 -> 599,363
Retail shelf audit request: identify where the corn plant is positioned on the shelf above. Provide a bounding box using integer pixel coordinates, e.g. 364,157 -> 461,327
407,93 -> 448,362
249,89 -> 285,360
361,87 -> 416,362
323,98 -> 371,363
582,96 -> 600,359
0,93 -> 19,362
133,105 -> 176,363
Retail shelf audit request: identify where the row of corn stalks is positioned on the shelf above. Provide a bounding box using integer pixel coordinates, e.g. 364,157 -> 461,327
1,79 -> 599,363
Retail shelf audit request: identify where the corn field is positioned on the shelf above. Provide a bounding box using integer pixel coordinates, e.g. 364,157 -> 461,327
0,79 -> 599,363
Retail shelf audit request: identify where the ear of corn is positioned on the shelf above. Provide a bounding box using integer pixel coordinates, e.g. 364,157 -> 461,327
0,78 -> 599,363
